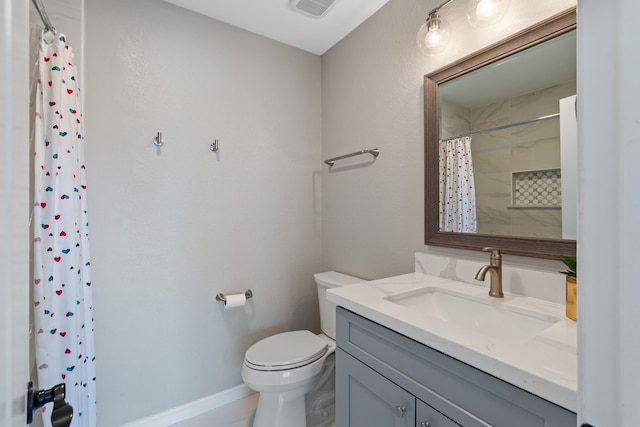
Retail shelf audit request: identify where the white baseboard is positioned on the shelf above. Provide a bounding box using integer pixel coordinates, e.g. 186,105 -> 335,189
121,384 -> 255,427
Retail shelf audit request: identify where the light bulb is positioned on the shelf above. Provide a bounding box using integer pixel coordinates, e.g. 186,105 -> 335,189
417,12 -> 451,56
425,30 -> 442,49
476,0 -> 496,21
467,0 -> 510,28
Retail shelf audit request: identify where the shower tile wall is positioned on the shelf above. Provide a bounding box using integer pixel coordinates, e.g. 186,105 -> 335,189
443,80 -> 576,238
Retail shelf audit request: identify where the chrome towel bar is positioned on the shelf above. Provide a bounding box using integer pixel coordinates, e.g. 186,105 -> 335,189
324,148 -> 380,167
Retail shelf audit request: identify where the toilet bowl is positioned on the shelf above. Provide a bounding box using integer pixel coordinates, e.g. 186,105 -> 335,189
241,271 -> 365,427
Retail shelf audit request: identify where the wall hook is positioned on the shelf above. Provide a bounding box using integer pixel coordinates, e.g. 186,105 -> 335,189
153,132 -> 164,147
210,139 -> 219,152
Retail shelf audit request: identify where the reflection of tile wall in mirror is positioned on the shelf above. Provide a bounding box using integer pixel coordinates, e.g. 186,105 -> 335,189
473,173 -> 511,228
473,136 -> 511,236
511,208 -> 563,238
476,193 -> 512,235
440,101 -> 470,139
510,121 -> 561,172
470,130 -> 510,173
511,82 -> 577,122
470,99 -> 511,132
441,80 -> 576,239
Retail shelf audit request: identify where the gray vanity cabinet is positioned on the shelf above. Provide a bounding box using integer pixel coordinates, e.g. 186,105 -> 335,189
335,307 -> 576,427
336,349 -> 415,426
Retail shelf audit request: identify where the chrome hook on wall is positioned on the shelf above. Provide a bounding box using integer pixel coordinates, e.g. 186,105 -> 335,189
153,132 -> 164,147
210,139 -> 219,152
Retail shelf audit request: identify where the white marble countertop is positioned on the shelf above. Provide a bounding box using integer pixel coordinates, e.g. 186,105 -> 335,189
328,272 -> 577,412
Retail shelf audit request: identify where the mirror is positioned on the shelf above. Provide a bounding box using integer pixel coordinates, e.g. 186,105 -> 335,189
425,8 -> 576,259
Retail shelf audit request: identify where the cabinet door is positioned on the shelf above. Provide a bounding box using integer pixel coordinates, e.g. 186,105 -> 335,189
416,399 -> 461,427
336,349 -> 415,427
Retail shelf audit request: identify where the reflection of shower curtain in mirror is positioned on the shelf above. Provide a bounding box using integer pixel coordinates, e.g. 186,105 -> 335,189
33,32 -> 96,427
439,136 -> 477,233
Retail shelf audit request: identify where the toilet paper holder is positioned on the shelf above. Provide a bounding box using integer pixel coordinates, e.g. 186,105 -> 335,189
216,289 -> 253,303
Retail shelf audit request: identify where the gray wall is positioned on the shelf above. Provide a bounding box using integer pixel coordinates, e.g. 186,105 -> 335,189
320,0 -> 575,279
321,0 -> 427,279
85,1 -> 322,425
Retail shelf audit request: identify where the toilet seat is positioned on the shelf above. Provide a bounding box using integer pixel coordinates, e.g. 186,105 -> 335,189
245,330 -> 328,371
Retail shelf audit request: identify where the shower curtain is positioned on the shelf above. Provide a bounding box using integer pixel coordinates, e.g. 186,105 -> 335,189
33,32 -> 96,427
439,136 -> 477,233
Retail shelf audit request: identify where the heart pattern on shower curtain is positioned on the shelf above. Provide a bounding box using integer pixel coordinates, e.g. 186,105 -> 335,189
438,136 -> 477,233
33,32 -> 96,427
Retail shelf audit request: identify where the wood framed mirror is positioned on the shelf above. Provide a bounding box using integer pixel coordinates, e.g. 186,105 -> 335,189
424,8 -> 576,259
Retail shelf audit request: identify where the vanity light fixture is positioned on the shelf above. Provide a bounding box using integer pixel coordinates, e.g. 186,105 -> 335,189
416,0 -> 453,56
417,0 -> 511,56
466,0 -> 511,28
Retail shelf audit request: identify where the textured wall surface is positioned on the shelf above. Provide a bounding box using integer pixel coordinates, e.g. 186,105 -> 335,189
85,1 -> 322,424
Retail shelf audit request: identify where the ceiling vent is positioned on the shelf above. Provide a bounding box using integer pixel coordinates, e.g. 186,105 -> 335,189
290,0 -> 337,18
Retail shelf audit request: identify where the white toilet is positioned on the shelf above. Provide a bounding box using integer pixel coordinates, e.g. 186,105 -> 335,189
241,271 -> 365,427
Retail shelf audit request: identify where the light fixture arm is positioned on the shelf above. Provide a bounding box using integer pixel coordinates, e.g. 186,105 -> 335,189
426,0 -> 455,20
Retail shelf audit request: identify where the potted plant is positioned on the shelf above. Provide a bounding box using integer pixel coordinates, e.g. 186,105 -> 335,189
560,256 -> 577,321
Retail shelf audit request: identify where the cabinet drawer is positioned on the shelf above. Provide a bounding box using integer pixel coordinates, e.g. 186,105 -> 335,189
417,399 -> 461,427
336,307 -> 576,427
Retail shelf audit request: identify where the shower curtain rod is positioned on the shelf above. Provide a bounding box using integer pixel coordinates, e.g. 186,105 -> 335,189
442,113 -> 560,142
32,0 -> 56,33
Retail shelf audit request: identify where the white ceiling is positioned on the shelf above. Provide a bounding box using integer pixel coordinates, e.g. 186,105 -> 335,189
162,0 -> 391,55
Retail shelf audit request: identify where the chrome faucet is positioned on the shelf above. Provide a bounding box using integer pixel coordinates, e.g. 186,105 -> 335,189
475,247 -> 504,298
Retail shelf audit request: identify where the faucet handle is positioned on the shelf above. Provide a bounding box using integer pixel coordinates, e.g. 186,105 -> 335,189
482,247 -> 502,259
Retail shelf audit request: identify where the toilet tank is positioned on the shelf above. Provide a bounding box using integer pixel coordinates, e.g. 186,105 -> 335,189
314,271 -> 366,340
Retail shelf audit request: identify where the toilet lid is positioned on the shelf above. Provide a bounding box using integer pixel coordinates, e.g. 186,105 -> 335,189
245,330 -> 328,371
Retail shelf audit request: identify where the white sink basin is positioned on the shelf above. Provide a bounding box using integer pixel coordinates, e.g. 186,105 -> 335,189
386,287 -> 562,342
